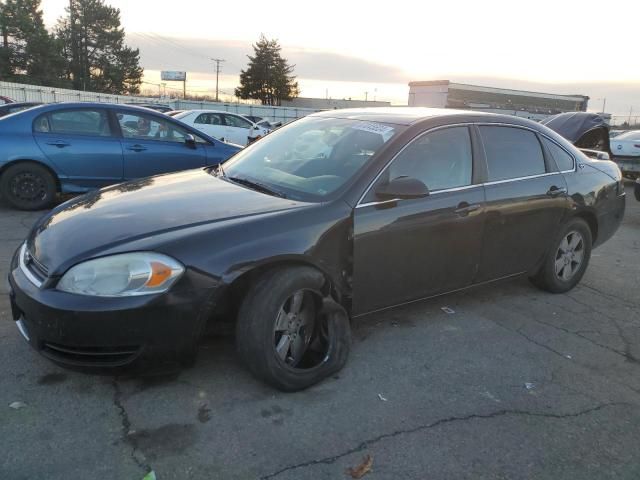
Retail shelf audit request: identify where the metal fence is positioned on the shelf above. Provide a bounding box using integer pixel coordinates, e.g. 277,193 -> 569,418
0,81 -> 322,124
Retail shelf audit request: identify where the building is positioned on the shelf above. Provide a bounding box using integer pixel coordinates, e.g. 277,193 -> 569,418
280,97 -> 391,109
408,80 -> 589,121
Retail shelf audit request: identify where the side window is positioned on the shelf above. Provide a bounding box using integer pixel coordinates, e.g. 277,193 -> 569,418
117,112 -> 189,143
479,126 -> 546,181
35,109 -> 111,136
381,126 -> 473,193
195,113 -> 223,125
542,137 -> 574,171
224,114 -> 252,129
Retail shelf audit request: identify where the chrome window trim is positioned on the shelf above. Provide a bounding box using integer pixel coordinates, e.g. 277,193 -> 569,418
19,243 -> 43,288
482,171 -> 560,186
355,121 -> 576,209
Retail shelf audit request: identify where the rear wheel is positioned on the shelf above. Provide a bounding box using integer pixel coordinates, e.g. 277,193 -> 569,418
1,162 -> 56,210
236,266 -> 351,391
530,218 -> 592,293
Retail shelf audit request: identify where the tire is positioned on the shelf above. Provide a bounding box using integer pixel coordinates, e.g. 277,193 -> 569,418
634,182 -> 640,202
236,266 -> 351,391
0,162 -> 57,210
529,218 -> 592,293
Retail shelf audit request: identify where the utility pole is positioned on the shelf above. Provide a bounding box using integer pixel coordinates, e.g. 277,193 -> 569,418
365,91 -> 368,102
601,97 -> 606,113
629,106 -> 633,125
211,58 -> 225,102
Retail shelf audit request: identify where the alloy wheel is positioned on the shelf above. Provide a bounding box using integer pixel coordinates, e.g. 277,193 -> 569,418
273,290 -> 317,368
554,231 -> 584,281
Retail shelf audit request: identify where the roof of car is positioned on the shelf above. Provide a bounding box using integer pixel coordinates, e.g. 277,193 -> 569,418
311,107 -> 503,125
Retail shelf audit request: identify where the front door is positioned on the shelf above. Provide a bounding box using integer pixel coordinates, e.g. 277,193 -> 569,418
33,108 -> 123,190
115,110 -> 207,180
353,126 -> 485,315
474,125 -> 569,282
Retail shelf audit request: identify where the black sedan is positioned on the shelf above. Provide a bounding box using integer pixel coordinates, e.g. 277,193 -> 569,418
8,108 -> 626,391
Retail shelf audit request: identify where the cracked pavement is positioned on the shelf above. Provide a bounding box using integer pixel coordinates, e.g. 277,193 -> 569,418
1,185 -> 640,479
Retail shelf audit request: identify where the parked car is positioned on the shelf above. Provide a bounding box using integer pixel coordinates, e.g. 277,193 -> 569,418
125,103 -> 174,113
244,115 -> 282,129
542,113 -> 640,200
0,102 -> 42,118
541,112 -> 612,159
8,108 -> 625,391
174,110 -> 270,146
0,102 -> 241,210
610,130 -> 640,157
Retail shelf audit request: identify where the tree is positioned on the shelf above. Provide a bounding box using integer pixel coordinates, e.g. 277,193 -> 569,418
235,35 -> 299,106
56,0 -> 142,94
0,0 -> 66,86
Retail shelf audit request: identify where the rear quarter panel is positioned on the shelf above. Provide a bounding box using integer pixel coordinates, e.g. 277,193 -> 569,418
563,159 -> 625,247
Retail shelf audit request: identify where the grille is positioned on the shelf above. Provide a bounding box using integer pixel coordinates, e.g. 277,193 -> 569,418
19,243 -> 47,287
41,342 -> 141,367
26,251 -> 48,281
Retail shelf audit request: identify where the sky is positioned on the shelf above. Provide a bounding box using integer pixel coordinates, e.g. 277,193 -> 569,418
39,0 -> 640,116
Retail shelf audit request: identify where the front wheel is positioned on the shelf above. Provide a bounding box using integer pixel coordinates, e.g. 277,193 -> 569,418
236,266 -> 351,391
529,218 -> 592,293
0,162 -> 57,210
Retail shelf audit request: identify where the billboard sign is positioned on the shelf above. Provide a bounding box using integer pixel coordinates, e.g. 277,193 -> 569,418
161,71 -> 186,81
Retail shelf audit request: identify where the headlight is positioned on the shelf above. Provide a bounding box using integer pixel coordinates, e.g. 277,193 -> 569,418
57,252 -> 184,297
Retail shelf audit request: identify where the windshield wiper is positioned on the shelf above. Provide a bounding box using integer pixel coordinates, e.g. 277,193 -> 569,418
227,176 -> 287,198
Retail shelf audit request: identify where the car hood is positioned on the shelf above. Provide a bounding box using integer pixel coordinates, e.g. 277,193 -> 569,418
27,169 -> 311,273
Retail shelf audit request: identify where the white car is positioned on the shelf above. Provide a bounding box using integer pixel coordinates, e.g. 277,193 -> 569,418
610,130 -> 640,157
174,110 -> 269,146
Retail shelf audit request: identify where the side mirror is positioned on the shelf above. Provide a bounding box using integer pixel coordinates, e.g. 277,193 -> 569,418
185,133 -> 196,148
253,125 -> 260,131
375,176 -> 429,200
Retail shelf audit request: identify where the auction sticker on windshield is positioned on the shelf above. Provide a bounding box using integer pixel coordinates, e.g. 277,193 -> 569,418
351,122 -> 395,139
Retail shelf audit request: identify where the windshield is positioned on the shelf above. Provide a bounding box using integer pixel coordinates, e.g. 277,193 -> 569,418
222,116 -> 400,201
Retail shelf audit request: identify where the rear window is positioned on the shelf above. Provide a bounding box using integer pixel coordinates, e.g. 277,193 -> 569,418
542,137 -> 574,171
479,126 -> 546,181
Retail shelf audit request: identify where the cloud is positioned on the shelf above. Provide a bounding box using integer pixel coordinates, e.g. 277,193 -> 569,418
126,33 -> 408,84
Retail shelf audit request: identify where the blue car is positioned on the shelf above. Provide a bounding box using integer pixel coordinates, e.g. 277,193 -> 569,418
0,102 -> 241,210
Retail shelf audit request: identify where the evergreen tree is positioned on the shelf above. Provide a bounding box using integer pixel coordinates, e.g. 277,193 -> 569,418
0,0 -> 66,86
56,0 -> 142,94
235,35 -> 299,106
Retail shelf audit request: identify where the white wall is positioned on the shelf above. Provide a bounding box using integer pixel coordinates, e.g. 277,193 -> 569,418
0,81 -> 322,124
408,83 -> 449,107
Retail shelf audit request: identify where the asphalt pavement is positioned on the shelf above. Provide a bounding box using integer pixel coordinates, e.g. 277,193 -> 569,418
1,186 -> 639,480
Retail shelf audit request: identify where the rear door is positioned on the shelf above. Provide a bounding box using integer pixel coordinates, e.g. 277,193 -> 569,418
115,110 -> 207,179
222,114 -> 254,145
475,125 -> 569,282
33,108 -> 123,189
353,125 -> 485,314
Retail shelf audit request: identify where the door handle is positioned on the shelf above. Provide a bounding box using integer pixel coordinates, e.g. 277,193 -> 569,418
454,202 -> 481,216
546,186 -> 568,197
45,140 -> 70,148
127,144 -> 147,152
